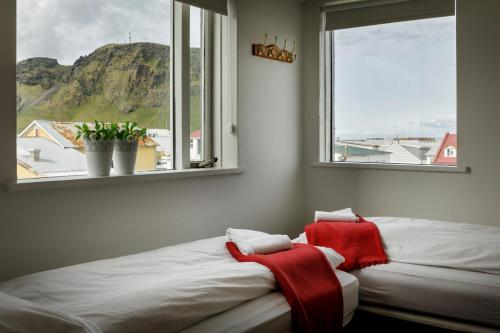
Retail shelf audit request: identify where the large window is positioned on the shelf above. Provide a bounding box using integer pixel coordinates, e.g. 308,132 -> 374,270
16,0 -> 232,180
322,0 -> 457,166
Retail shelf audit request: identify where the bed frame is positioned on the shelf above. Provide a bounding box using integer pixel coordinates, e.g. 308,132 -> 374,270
358,304 -> 500,333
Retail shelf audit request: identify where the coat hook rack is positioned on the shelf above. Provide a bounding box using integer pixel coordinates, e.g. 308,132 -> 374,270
252,33 -> 296,64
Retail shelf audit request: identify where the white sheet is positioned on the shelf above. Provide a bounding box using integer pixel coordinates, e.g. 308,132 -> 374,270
368,216 -> 500,275
0,237 -> 276,333
0,292 -> 99,333
0,236 -> 356,333
352,261 -> 500,328
180,269 -> 359,333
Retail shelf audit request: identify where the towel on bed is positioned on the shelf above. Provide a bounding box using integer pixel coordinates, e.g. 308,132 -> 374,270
236,234 -> 292,255
306,216 -> 388,271
226,242 -> 344,333
314,208 -> 359,223
226,228 -> 292,255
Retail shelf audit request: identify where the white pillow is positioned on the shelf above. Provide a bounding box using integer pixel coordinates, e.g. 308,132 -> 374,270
292,232 -> 308,244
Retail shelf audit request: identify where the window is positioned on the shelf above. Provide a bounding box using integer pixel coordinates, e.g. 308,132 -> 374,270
321,0 -> 457,166
16,0 -> 234,180
190,6 -> 203,161
445,146 -> 456,158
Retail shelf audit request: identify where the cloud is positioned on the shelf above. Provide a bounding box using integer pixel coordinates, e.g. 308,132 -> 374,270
17,0 -> 175,65
419,116 -> 456,129
335,16 -> 455,48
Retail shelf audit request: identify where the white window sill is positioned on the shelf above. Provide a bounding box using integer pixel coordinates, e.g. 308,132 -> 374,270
311,162 -> 470,173
6,167 -> 244,191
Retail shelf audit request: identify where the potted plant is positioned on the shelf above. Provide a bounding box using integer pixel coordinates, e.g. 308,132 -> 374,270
76,121 -> 116,177
113,121 -> 147,175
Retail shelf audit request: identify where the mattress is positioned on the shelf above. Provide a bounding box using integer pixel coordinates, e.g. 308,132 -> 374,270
180,269 -> 359,333
351,262 -> 500,328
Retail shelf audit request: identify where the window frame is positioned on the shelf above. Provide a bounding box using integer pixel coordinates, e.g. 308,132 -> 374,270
8,0 -> 239,187
318,4 -> 467,173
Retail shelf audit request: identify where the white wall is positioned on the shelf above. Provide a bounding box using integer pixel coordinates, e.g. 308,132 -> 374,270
0,0 -> 304,282
303,0 -> 500,226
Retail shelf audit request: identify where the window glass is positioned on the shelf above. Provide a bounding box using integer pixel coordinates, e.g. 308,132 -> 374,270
190,6 -> 203,161
16,0 -> 172,179
331,16 -> 457,165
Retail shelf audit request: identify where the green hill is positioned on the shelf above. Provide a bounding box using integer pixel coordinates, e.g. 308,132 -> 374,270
16,42 -> 201,133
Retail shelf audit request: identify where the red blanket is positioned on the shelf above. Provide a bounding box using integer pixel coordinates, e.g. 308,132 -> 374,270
305,216 -> 388,271
226,242 -> 343,333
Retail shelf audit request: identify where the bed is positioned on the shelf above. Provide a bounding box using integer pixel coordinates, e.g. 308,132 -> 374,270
352,217 -> 500,333
0,236 -> 358,333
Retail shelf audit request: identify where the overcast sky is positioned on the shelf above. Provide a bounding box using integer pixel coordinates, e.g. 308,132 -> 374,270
334,16 -> 456,139
17,0 -> 201,65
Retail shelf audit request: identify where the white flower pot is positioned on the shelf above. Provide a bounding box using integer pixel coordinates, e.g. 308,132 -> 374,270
84,139 -> 114,177
113,139 -> 139,175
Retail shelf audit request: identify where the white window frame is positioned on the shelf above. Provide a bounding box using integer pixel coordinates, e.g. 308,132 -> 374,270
317,1 -> 468,173
7,0 -> 240,189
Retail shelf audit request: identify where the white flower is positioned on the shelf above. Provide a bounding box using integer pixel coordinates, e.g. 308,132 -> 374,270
132,128 -> 141,136
89,133 -> 98,140
126,134 -> 135,142
118,126 -> 126,133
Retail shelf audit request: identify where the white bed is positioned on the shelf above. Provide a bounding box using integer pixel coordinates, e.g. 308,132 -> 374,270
180,269 -> 359,333
352,217 -> 500,333
0,236 -> 358,333
352,262 -> 500,328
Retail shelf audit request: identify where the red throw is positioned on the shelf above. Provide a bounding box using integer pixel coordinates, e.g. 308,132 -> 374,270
226,242 -> 343,333
305,216 -> 388,271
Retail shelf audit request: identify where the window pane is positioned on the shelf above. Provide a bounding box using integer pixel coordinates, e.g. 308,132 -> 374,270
190,6 -> 203,161
16,0 -> 173,179
332,16 -> 457,165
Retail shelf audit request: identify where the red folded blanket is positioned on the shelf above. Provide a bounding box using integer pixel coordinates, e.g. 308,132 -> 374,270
226,242 -> 343,333
305,216 -> 388,271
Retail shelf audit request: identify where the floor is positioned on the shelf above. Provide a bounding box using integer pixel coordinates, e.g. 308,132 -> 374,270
344,311 -> 461,333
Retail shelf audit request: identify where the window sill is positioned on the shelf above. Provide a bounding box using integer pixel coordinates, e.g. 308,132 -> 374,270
6,167 -> 244,192
311,162 -> 470,173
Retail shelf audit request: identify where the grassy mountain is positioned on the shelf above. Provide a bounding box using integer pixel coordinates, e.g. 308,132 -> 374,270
16,42 -> 201,133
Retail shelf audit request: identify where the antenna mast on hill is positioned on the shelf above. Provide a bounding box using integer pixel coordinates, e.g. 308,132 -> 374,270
129,32 -> 132,44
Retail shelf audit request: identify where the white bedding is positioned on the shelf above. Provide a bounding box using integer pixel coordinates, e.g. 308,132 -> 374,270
0,237 -> 276,333
0,236 -> 355,333
369,216 -> 500,275
352,261 -> 500,328
181,269 -> 359,333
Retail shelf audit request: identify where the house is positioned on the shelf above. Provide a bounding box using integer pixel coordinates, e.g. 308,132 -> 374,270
147,129 -> 172,169
433,132 -> 457,165
17,137 -> 87,179
190,129 -> 202,161
383,142 -> 431,164
19,120 -> 159,171
334,144 -> 391,163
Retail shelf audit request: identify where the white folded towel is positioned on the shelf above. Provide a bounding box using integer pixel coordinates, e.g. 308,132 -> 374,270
226,228 -> 269,243
314,207 -> 359,222
315,246 -> 345,270
236,234 -> 292,255
292,234 -> 345,270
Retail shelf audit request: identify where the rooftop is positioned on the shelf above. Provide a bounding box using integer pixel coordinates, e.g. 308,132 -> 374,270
17,137 -> 87,175
19,120 -> 159,148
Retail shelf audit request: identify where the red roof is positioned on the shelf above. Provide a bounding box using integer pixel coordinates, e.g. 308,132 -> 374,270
433,132 -> 457,165
190,129 -> 201,138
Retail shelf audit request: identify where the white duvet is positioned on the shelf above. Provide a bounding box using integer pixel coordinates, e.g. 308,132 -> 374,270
369,217 -> 500,276
0,237 -> 277,333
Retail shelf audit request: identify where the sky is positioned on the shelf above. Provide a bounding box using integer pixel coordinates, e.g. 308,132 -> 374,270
17,0 -> 201,65
334,16 -> 456,139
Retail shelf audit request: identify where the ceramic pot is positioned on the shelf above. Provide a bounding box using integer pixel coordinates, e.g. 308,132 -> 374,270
113,139 -> 139,175
84,139 -> 114,177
